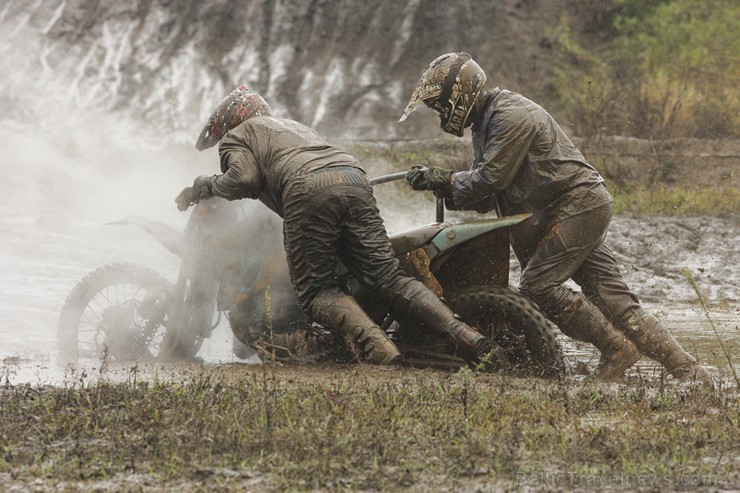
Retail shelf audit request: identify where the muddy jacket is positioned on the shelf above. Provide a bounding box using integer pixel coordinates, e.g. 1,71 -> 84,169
450,88 -> 611,223
211,116 -> 364,216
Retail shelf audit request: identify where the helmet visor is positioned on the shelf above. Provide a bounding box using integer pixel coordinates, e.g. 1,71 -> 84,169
195,120 -> 222,151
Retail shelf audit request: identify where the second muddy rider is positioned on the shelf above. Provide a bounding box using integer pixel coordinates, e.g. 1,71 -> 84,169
175,85 -> 493,366
399,53 -> 709,382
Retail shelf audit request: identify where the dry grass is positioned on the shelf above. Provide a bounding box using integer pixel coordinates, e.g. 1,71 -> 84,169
0,363 -> 737,491
608,183 -> 739,216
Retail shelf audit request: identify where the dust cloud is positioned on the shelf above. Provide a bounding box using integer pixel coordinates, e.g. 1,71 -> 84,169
0,33 -> 411,373
0,75 -> 242,366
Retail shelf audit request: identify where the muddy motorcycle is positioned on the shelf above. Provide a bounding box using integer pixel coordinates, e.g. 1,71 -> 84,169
58,173 -> 567,376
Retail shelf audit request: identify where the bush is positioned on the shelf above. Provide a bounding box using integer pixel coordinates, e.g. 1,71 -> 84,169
555,0 -> 739,139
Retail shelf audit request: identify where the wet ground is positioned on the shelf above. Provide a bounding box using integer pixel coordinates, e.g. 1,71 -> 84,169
1,202 -> 737,387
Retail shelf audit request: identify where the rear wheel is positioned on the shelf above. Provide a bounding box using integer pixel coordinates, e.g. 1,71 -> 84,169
449,285 -> 568,378
57,262 -> 173,365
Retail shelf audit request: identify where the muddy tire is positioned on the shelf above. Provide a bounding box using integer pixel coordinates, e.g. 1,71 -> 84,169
449,285 -> 567,378
57,262 -> 173,365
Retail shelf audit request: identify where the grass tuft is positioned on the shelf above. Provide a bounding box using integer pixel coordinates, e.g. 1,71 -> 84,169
0,366 -> 737,491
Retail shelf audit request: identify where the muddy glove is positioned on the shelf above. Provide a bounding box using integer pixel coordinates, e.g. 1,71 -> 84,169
406,165 -> 453,197
175,175 -> 214,211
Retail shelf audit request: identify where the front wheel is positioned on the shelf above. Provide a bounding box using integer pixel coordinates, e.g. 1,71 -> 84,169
449,285 -> 568,378
57,262 -> 173,365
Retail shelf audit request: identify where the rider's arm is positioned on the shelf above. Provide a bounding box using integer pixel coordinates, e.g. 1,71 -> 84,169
450,106 -> 537,209
211,145 -> 263,201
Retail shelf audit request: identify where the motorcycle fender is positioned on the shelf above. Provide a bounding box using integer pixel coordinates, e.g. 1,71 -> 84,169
430,214 -> 531,253
430,213 -> 531,296
107,217 -> 184,257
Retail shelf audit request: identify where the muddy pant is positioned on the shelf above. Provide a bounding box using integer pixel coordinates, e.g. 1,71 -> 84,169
282,167 -> 435,329
513,201 -> 643,336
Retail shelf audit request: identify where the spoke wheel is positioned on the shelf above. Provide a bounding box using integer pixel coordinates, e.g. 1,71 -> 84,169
58,263 -> 172,364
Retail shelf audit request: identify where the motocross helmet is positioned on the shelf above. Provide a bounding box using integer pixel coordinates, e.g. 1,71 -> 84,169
399,52 -> 486,137
195,85 -> 272,150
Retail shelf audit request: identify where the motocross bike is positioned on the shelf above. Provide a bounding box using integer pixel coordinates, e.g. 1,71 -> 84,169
57,172 -> 568,377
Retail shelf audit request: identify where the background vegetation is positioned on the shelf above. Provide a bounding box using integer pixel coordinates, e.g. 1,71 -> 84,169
344,0 -> 740,217
555,0 -> 738,140
348,137 -> 739,217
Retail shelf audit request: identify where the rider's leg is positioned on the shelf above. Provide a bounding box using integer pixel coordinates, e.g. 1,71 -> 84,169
516,205 -> 639,380
310,288 -> 401,365
385,279 -> 494,362
282,184 -> 401,365
624,309 -> 710,381
336,187 -> 493,363
572,231 -> 709,382
536,289 -> 640,380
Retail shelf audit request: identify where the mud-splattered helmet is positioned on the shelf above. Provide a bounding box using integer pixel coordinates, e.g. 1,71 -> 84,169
399,52 -> 486,137
195,85 -> 272,150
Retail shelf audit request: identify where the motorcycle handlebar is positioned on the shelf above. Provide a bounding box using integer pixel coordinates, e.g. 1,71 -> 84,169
368,171 -> 408,186
369,171 -> 446,223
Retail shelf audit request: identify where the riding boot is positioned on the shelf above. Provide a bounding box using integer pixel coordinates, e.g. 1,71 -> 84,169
621,311 -> 711,382
347,324 -> 402,365
548,295 -> 640,380
398,289 -> 493,363
312,293 -> 401,365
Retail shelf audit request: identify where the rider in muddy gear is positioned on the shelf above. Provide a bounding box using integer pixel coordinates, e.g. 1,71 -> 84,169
399,53 -> 709,382
177,85 -> 493,366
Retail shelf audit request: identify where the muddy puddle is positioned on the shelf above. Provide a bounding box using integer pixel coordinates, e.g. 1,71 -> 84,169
1,299 -> 736,388
1,206 -> 738,388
